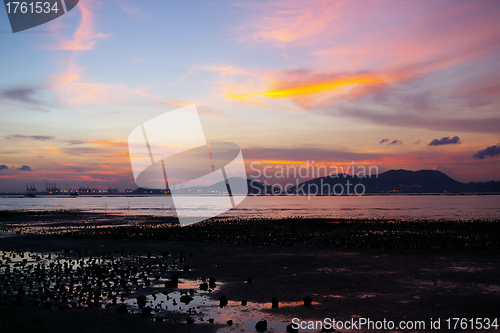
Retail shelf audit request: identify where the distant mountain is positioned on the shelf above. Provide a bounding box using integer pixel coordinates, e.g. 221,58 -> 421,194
131,177 -> 271,195
192,177 -> 272,194
285,169 -> 496,194
131,170 -> 500,195
366,169 -> 463,193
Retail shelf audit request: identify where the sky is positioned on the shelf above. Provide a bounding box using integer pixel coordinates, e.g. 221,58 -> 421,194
0,0 -> 499,192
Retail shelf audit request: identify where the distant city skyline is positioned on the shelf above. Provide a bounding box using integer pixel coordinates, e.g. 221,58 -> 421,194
1,0 -> 499,192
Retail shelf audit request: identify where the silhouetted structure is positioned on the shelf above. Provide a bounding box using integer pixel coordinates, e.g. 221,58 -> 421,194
46,183 -> 60,194
24,183 -> 37,197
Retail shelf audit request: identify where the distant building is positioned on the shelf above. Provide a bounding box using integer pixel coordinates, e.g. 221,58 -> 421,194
107,187 -> 118,194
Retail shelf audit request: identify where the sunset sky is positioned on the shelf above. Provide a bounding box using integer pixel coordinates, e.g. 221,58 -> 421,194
0,0 -> 499,192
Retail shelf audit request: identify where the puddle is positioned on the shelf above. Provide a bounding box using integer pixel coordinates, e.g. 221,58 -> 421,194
0,249 -> 320,332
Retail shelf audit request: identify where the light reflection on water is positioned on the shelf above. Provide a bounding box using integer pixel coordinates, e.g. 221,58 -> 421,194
0,250 -> 318,332
0,194 -> 499,220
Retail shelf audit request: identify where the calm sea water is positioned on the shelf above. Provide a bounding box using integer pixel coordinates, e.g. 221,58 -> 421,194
0,194 -> 499,220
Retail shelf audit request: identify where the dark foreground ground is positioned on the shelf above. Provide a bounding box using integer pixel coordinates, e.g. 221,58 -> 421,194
1,212 -> 499,332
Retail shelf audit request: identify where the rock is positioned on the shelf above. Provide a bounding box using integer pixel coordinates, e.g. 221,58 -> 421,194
246,278 -> 253,284
241,300 -> 247,306
142,306 -> 152,316
137,295 -> 147,308
199,282 -> 208,291
304,295 -> 312,306
208,318 -> 214,324
255,320 -> 268,332
271,297 -> 279,308
186,317 -> 195,324
180,295 -> 193,305
286,323 -> 299,333
117,304 -> 127,313
164,274 -> 178,288
227,320 -> 233,325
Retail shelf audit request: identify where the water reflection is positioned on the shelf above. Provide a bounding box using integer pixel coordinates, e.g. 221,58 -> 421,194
1,194 -> 499,220
0,249 -> 318,332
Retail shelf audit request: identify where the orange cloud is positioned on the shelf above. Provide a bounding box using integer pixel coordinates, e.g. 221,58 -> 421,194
221,43 -> 493,107
50,72 -> 79,89
245,152 -> 471,173
87,140 -> 128,148
45,147 -> 64,154
77,175 -> 107,182
227,75 -> 387,100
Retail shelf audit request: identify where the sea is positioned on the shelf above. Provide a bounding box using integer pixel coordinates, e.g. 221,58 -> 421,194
0,194 -> 499,220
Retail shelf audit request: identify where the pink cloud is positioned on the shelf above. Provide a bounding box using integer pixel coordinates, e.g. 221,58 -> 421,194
48,60 -> 162,105
233,0 -> 348,46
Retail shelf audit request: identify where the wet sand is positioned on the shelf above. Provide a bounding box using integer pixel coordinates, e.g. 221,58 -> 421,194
1,213 -> 499,332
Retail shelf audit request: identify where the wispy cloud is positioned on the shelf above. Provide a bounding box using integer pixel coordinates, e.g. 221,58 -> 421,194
379,138 -> 403,145
87,140 -> 128,148
173,64 -> 254,87
0,85 -> 52,112
242,147 -> 381,165
0,87 -> 41,104
45,0 -> 109,51
473,144 -> 500,159
428,136 -> 461,146
233,0 -> 346,46
225,0 -> 500,136
5,134 -> 55,141
67,140 -> 85,145
49,61 -> 161,105
332,106 -> 500,134
116,0 -> 148,19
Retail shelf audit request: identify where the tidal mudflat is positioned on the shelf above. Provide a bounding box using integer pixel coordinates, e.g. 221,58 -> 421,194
1,212 -> 499,332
